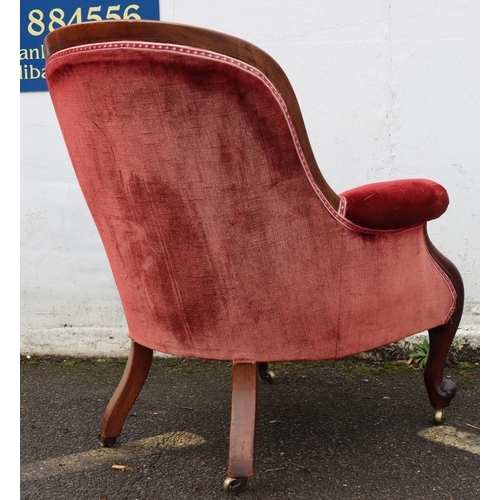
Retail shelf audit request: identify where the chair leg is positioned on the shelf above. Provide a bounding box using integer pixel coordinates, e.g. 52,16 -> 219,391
424,227 -> 465,424
425,319 -> 459,424
258,362 -> 276,383
224,362 -> 258,494
99,340 -> 153,446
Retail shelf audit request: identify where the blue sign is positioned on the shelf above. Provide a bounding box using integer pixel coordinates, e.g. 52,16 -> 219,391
20,1 -> 160,92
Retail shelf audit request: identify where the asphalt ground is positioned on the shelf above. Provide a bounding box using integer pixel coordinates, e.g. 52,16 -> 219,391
20,356 -> 480,500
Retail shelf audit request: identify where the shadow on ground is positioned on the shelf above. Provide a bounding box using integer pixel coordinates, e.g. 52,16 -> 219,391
21,357 -> 479,500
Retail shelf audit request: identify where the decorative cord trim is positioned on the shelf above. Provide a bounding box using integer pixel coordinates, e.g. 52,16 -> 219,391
338,196 -> 346,217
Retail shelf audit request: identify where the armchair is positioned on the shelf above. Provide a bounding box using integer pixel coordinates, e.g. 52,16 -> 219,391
44,20 -> 463,494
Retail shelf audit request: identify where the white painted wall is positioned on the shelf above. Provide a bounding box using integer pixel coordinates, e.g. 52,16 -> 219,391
20,0 -> 479,357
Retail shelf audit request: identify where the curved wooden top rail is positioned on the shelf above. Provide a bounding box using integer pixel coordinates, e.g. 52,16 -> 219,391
44,20 -> 340,211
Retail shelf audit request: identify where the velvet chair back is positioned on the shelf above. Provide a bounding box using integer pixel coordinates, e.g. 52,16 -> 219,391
46,34 -> 456,362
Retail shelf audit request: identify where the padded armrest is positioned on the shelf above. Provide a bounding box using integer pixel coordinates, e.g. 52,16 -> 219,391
339,179 -> 449,231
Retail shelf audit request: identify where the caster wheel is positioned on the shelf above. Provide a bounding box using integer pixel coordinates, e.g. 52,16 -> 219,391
223,476 -> 248,494
433,409 -> 445,425
260,370 -> 276,384
98,435 -> 117,447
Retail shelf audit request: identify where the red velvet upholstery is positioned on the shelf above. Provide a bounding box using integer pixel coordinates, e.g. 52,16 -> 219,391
45,38 -> 457,363
339,179 -> 449,231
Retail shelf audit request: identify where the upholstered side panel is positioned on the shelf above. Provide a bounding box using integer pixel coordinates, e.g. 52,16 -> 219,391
46,43 -> 455,361
333,225 -> 456,358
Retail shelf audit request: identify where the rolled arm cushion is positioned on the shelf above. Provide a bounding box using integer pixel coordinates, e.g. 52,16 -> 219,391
338,179 -> 449,231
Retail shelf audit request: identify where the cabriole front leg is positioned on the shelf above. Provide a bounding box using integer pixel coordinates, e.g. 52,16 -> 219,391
424,228 -> 464,424
425,320 -> 459,424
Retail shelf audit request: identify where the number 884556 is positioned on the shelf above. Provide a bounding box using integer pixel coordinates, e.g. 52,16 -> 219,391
27,4 -> 141,36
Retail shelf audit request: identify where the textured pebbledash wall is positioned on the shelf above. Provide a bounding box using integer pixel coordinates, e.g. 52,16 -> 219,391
20,0 -> 479,357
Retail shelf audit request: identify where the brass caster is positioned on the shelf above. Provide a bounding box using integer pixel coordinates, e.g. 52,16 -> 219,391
260,370 -> 276,384
98,435 -> 117,447
433,409 -> 445,425
223,476 -> 248,494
